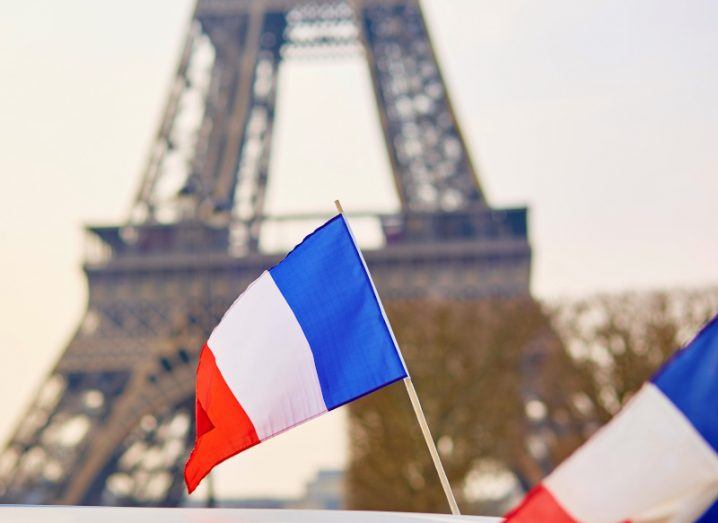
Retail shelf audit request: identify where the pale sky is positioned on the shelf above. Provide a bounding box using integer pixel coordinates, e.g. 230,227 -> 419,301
0,0 -> 716,501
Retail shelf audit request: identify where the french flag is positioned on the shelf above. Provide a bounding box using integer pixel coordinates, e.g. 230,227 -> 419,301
184,214 -> 407,493
505,315 -> 718,523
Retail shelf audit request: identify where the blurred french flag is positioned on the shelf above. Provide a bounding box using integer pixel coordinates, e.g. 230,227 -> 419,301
184,214 -> 407,493
506,315 -> 718,523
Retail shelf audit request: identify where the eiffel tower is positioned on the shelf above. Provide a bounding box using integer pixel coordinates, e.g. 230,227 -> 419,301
0,0 -> 530,506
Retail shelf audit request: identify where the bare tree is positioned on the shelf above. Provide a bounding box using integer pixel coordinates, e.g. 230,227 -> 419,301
347,298 -> 556,513
552,287 -> 718,421
346,287 -> 718,515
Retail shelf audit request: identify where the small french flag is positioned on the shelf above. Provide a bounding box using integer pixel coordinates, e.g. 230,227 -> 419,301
505,315 -> 718,523
184,214 -> 407,493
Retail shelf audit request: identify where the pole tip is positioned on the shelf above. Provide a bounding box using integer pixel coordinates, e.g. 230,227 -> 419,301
334,200 -> 344,213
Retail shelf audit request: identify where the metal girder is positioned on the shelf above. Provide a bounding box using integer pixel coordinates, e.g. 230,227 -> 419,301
196,0 -> 412,17
128,0 -> 485,240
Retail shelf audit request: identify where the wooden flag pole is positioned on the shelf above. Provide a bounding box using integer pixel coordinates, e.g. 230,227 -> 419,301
403,377 -> 461,516
334,200 -> 461,516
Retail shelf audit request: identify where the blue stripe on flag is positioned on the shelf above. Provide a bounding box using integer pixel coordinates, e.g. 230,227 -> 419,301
696,497 -> 718,523
269,215 -> 407,410
652,316 -> 718,453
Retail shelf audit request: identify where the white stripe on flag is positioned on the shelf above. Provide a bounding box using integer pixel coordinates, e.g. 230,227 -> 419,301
545,383 -> 718,523
633,482 -> 718,523
207,271 -> 327,441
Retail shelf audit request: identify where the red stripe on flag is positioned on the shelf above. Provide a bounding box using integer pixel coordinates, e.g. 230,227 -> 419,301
184,344 -> 260,493
504,484 -> 578,523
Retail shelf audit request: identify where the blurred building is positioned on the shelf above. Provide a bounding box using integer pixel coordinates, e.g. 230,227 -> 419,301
184,469 -> 344,510
291,469 -> 344,510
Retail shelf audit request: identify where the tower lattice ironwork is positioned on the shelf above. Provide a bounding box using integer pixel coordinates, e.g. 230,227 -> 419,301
0,0 -> 530,506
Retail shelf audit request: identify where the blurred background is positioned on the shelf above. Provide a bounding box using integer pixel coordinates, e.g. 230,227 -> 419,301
0,0 -> 716,515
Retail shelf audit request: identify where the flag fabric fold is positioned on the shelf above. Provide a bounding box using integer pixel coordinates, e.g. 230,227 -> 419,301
184,214 -> 407,493
505,316 -> 718,523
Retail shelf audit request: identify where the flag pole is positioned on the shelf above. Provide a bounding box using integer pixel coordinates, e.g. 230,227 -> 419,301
402,377 -> 460,516
334,200 -> 461,516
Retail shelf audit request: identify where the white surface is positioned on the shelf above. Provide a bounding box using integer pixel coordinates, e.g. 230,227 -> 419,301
545,383 -> 718,523
0,507 -> 498,523
207,272 -> 327,441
